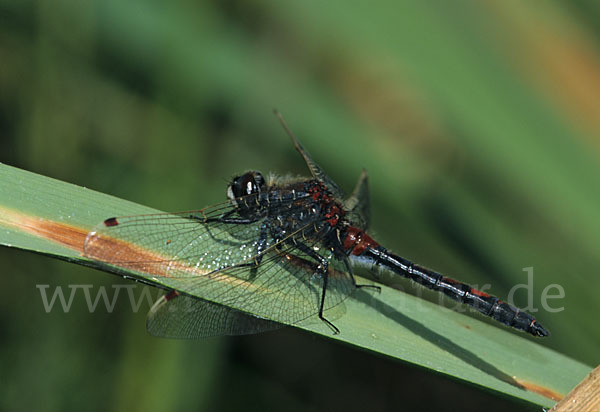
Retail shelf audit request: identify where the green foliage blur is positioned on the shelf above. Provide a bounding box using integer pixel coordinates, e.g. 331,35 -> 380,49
1,1 -> 599,411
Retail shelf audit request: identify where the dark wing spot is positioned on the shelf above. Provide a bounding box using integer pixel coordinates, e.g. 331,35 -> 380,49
104,217 -> 119,227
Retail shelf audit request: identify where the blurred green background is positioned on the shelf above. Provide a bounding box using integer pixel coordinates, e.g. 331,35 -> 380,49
1,1 -> 599,411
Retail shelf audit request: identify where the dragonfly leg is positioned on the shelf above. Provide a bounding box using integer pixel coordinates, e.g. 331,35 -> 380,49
228,223 -> 269,280
343,259 -> 381,293
248,222 -> 269,280
290,241 -> 340,334
189,209 -> 260,224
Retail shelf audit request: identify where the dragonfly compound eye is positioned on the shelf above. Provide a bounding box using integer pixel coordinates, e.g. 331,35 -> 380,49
227,171 -> 265,200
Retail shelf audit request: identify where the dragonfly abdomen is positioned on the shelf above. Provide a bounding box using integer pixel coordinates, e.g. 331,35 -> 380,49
356,244 -> 549,337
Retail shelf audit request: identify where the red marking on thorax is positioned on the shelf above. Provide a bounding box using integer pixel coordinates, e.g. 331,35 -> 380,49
308,184 -> 323,202
325,205 -> 342,226
343,227 -> 379,256
308,183 -> 344,227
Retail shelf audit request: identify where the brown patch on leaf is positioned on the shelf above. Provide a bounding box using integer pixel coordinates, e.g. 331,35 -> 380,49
514,378 -> 564,402
0,206 -> 87,252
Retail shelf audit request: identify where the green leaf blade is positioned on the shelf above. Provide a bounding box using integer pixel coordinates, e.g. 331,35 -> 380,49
0,163 -> 591,407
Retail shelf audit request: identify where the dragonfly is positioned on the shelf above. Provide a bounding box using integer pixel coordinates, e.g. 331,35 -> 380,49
84,112 -> 549,339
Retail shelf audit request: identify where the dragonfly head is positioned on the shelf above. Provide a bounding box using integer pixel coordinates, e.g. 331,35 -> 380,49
227,171 -> 266,204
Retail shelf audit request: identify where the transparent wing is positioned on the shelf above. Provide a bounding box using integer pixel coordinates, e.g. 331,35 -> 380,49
274,111 -> 345,200
146,292 -> 282,339
84,195 -> 275,277
343,169 -> 370,230
84,194 -> 355,327
163,232 -> 354,326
